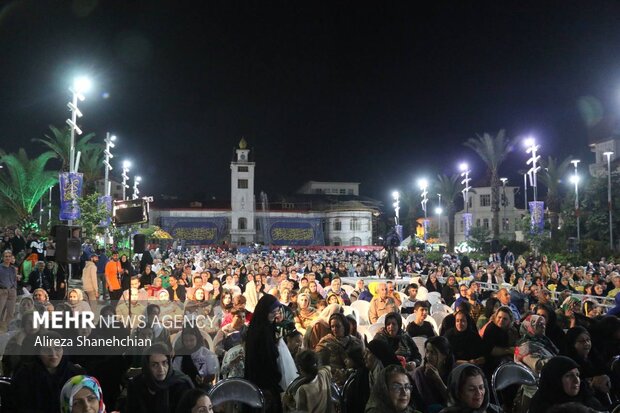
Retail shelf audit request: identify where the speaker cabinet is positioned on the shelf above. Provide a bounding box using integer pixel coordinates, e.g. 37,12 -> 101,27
134,234 -> 146,253
56,238 -> 82,263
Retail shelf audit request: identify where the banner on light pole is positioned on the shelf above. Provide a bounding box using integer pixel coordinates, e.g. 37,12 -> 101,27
59,172 -> 83,220
529,201 -> 545,233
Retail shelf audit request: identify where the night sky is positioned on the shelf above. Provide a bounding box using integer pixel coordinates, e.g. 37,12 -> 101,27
1,1 -> 620,209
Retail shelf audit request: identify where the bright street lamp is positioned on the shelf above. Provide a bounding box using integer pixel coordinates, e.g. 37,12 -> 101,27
67,76 -> 91,174
525,137 -> 541,203
570,159 -> 580,243
604,152 -> 614,250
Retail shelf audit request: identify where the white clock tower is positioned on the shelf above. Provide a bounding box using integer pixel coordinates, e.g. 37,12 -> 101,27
230,138 -> 256,245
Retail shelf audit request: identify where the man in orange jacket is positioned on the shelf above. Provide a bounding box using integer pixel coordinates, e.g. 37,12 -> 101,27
105,251 -> 123,303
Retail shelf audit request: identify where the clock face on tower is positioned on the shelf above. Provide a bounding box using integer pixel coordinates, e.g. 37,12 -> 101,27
240,154 -> 246,161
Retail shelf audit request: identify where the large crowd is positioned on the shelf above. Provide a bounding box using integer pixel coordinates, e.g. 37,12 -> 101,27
0,226 -> 619,413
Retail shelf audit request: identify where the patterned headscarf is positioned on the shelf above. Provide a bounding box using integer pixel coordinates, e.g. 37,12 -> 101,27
520,314 -> 545,337
60,375 -> 105,413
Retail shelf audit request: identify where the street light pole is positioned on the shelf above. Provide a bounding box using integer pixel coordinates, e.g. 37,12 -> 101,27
122,161 -> 131,200
392,191 -> 400,226
500,177 -> 508,234
104,133 -> 116,197
570,160 -> 580,243
437,193 -> 442,238
418,179 -> 429,246
525,138 -> 541,204
459,163 -> 472,241
133,176 -> 142,200
604,151 -> 614,250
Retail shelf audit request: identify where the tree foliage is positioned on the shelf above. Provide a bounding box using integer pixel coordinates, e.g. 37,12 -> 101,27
464,130 -> 511,240
75,193 -> 111,241
32,125 -> 99,172
0,149 -> 58,221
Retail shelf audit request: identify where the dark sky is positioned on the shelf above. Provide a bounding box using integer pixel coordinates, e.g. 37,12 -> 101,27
1,1 -> 620,209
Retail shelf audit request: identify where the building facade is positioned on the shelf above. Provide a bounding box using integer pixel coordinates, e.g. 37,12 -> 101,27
149,140 -> 381,246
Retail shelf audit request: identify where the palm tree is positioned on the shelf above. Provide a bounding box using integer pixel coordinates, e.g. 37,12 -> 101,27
79,146 -> 104,194
539,156 -> 572,240
435,174 -> 461,252
0,149 -> 58,222
464,130 -> 511,240
32,125 -> 98,172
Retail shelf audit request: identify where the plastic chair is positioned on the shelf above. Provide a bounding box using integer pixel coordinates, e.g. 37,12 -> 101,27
491,362 -> 537,408
431,312 -> 447,330
426,315 -> 439,335
430,302 -> 451,315
412,336 -> 427,360
342,306 -> 358,325
341,284 -> 354,296
427,292 -> 442,306
367,323 -> 383,339
208,378 -> 265,413
416,286 -> 429,301
376,313 -> 387,326
351,300 -> 371,326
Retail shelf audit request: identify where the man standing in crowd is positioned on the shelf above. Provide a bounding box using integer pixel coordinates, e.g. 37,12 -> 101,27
96,248 -> 109,301
105,251 -> 123,303
0,250 -> 17,330
82,253 -> 99,312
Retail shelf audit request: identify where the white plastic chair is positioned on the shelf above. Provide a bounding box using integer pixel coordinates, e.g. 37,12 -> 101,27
367,323 -> 383,339
430,302 -> 452,315
427,292 -> 442,306
342,284 -> 354,296
416,286 -> 429,301
342,306 -> 359,325
351,299 -> 371,325
426,315 -> 439,335
412,336 -> 427,360
431,312 -> 448,330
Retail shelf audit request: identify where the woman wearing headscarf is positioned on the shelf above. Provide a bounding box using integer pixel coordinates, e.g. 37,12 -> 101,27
374,311 -> 422,369
412,336 -> 455,413
442,275 -> 459,307
439,363 -> 499,413
315,312 -> 363,386
303,303 -> 342,350
515,314 -> 559,375
244,294 -> 286,413
365,365 -> 421,413
556,296 -> 581,330
534,303 -> 566,352
66,288 -> 92,313
529,356 -> 604,413
60,375 -> 106,413
443,310 -> 485,367
426,272 -> 441,293
243,276 -> 263,313
2,311 -> 42,376
294,292 -> 317,335
172,327 -> 219,389
562,326 -> 612,408
10,331 -> 85,413
481,307 -> 516,376
33,287 -> 54,312
126,343 -> 194,413
120,253 -> 135,291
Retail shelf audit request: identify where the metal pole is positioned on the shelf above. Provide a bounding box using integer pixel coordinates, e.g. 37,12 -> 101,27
69,92 -> 78,174
571,160 -> 580,244
524,173 -> 527,208
605,152 -> 614,250
48,186 -> 52,231
437,193 -> 442,238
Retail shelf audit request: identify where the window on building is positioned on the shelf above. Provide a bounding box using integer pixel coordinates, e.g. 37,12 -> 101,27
238,237 -> 246,245
333,237 -> 341,246
502,218 -> 510,231
480,194 -> 491,207
238,179 -> 248,189
347,189 -> 354,195
116,185 -> 122,190
476,219 -> 481,227
468,198 -> 472,208
483,218 -> 489,229
256,219 -> 261,230
334,219 -> 341,231
339,189 -> 346,194
460,219 -> 464,232
350,219 -> 361,231
314,189 -> 322,194
238,166 -> 249,172
350,237 -> 362,246
238,217 -> 247,230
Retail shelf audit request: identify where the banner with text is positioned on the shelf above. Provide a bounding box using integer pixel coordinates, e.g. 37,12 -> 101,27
98,195 -> 112,227
463,213 -> 473,238
160,217 -> 227,244
59,172 -> 83,220
264,218 -> 324,246
529,201 -> 545,233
